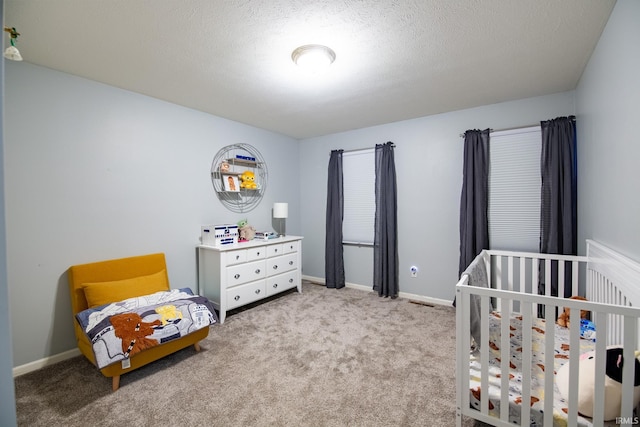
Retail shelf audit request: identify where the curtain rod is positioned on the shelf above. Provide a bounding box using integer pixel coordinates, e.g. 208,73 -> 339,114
340,142 -> 396,153
459,116 -> 575,138
341,147 -> 374,154
459,125 -> 525,138
343,241 -> 374,247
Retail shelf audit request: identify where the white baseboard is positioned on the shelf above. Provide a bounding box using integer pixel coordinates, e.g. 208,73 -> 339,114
13,348 -> 81,377
301,275 -> 452,307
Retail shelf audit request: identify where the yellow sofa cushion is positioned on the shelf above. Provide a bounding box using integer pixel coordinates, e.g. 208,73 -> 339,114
82,269 -> 170,308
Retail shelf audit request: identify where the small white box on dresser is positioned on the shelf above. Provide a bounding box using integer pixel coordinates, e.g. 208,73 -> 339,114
197,235 -> 303,323
201,224 -> 239,246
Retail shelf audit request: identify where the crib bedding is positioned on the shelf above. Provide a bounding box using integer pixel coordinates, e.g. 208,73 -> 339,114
76,288 -> 217,369
468,311 -> 597,427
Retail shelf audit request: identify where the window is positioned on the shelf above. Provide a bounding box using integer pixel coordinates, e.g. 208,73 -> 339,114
342,149 -> 375,245
488,126 -> 541,252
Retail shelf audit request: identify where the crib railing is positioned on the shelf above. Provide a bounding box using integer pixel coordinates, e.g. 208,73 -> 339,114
481,241 -> 640,346
485,249 -> 588,317
587,239 -> 640,346
456,285 -> 640,426
455,240 -> 640,427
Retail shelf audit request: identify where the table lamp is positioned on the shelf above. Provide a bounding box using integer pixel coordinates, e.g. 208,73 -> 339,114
273,202 -> 288,236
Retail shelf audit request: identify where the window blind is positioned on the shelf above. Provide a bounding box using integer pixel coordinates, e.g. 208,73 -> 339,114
488,126 -> 541,252
342,149 -> 375,245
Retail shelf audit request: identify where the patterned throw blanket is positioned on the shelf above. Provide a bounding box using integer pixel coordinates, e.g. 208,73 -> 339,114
76,288 -> 217,369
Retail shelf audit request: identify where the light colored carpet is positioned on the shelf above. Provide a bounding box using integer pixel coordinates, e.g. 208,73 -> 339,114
14,280 -> 479,426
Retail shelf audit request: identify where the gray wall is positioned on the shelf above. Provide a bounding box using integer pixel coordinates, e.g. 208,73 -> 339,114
4,62 -> 300,366
575,0 -> 640,260
1,0 -> 19,424
299,91 -> 575,301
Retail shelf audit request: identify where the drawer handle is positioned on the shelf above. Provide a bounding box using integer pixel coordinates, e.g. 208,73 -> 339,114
256,251 -> 260,256
289,278 -> 293,283
255,289 -> 261,294
289,261 -> 294,265
273,283 -> 278,288
236,255 -> 240,260
274,248 -> 278,252
234,295 -> 240,301
255,268 -> 261,274
273,265 -> 278,270
234,273 -> 240,279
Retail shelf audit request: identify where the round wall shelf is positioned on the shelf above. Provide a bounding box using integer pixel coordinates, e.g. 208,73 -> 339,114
211,144 -> 268,213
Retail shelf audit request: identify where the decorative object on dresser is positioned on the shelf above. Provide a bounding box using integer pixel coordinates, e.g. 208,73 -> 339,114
198,235 -> 303,323
237,218 -> 256,242
273,202 -> 288,236
201,224 -> 239,246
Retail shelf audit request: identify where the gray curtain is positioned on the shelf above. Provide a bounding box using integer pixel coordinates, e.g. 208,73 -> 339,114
373,142 -> 399,298
539,116 -> 577,297
458,129 -> 490,276
455,129 -> 490,306
325,149 -> 345,289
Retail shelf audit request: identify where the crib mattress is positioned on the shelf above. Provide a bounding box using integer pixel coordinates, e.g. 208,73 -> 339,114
468,311 -> 597,427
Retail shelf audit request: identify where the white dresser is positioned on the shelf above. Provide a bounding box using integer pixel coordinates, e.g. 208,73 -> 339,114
197,235 -> 303,323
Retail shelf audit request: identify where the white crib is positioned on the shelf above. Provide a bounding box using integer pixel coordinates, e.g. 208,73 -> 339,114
456,240 -> 640,427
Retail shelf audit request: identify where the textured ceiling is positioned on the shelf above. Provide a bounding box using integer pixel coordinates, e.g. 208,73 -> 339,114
5,1 -> 615,139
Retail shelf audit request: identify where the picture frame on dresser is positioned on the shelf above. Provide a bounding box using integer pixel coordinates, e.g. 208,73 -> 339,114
197,235 -> 303,323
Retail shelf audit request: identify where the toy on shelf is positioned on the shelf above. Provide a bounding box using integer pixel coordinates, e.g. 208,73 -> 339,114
235,154 -> 256,162
240,170 -> 258,189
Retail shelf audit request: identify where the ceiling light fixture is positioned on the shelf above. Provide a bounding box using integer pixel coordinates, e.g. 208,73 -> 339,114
291,44 -> 335,73
3,27 -> 23,61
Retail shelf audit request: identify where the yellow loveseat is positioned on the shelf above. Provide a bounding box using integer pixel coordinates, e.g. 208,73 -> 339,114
68,253 -> 209,391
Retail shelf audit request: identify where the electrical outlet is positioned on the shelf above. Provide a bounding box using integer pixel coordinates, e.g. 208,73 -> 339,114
410,266 -> 418,278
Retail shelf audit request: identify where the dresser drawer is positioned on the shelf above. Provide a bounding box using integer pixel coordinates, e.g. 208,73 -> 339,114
266,270 -> 298,297
266,253 -> 297,277
227,260 -> 266,286
226,249 -> 247,265
282,240 -> 299,254
247,246 -> 267,261
226,280 -> 266,310
266,244 -> 284,257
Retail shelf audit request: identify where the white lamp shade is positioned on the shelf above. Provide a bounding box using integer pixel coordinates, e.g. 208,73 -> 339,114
273,202 -> 288,218
4,45 -> 22,61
